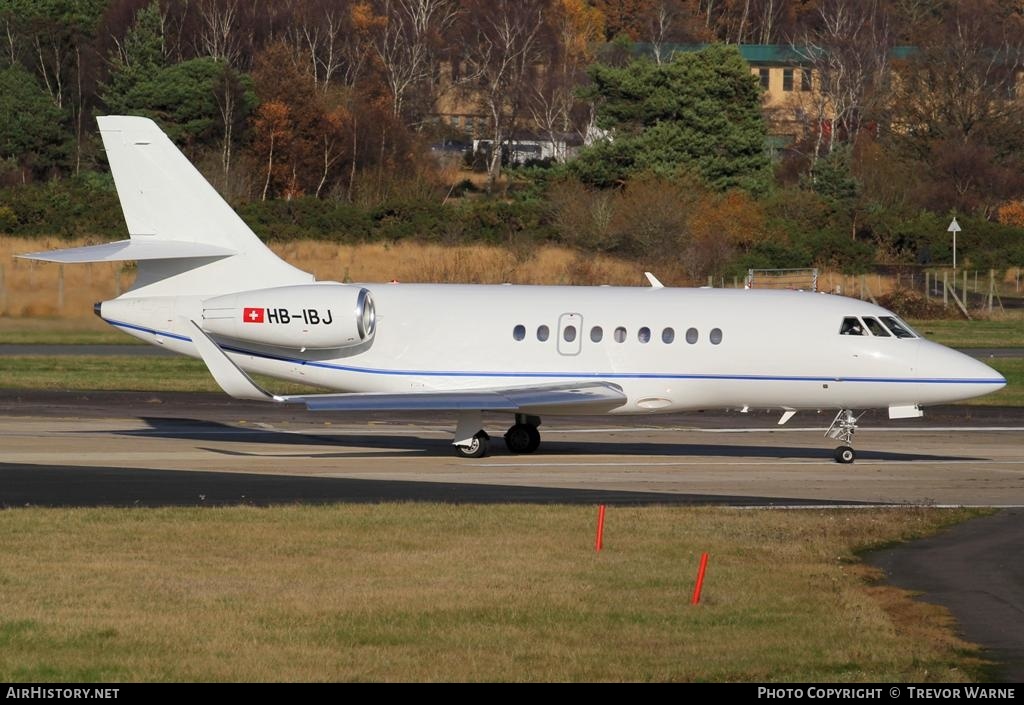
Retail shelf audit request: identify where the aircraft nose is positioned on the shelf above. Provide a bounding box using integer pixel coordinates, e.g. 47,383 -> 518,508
916,340 -> 1006,402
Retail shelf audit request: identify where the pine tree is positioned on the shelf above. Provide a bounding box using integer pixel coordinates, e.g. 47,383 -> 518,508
572,44 -> 771,194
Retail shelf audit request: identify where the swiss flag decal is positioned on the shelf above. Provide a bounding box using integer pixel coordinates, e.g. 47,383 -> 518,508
243,307 -> 265,323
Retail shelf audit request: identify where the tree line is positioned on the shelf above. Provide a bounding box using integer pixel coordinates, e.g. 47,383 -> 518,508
1,0 -> 1023,279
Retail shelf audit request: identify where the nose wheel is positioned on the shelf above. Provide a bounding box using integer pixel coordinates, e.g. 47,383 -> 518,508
834,446 -> 856,464
826,409 -> 863,464
455,430 -> 490,458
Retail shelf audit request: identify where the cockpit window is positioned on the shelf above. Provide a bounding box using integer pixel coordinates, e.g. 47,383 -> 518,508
880,316 -> 917,339
862,317 -> 891,337
839,317 -> 864,335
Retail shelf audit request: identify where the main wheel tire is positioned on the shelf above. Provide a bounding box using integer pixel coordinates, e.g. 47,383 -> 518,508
834,445 -> 856,464
504,423 -> 541,454
456,431 -> 490,458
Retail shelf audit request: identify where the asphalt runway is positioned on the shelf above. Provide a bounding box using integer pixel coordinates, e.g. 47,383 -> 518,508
869,509 -> 1024,683
1,390 -> 1022,508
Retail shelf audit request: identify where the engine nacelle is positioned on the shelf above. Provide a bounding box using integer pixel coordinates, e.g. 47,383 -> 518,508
202,283 -> 375,350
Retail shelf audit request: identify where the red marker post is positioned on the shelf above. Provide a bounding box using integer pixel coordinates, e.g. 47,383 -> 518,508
595,504 -> 606,552
691,552 -> 709,605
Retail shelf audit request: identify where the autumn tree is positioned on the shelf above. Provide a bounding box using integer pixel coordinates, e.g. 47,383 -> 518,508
888,0 -> 1024,215
285,0 -> 377,91
251,41 -> 320,199
457,0 -> 552,192
253,99 -> 292,200
528,0 -> 604,163
791,0 -> 892,173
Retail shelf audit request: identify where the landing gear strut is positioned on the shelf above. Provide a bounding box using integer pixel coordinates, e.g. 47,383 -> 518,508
504,414 -> 541,454
826,409 -> 863,464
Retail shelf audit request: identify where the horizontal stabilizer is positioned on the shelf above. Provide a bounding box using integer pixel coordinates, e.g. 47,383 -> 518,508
19,240 -> 236,263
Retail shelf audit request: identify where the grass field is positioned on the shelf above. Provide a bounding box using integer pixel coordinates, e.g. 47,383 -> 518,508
909,318 -> 1024,348
0,356 -> 323,394
0,505 -> 988,682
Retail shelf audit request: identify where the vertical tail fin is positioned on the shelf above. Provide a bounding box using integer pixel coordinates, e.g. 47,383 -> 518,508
96,115 -> 311,296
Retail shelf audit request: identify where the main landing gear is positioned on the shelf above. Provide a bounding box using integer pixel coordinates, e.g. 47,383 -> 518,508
503,415 -> 541,454
452,412 -> 542,458
826,409 -> 864,464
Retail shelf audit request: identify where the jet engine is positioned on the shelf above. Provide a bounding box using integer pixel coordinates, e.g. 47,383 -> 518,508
201,283 -> 375,350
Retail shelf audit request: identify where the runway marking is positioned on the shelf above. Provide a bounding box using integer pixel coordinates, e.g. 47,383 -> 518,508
22,425 -> 1020,438
472,459 -> 1024,468
551,426 -> 1024,434
735,504 -> 1024,510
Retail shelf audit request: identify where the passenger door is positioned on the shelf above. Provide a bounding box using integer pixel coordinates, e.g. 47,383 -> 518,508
557,313 -> 583,356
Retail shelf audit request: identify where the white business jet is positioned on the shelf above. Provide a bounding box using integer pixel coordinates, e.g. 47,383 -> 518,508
21,117 -> 1006,462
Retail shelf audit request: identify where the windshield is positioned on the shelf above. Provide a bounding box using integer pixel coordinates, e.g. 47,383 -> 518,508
879,316 -> 917,339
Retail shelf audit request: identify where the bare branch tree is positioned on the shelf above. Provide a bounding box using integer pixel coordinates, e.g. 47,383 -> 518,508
459,0 -> 550,192
196,0 -> 241,65
791,0 -> 892,172
372,0 -> 458,124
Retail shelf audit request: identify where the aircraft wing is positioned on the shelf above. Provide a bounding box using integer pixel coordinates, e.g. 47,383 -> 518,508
285,382 -> 626,414
186,320 -> 626,414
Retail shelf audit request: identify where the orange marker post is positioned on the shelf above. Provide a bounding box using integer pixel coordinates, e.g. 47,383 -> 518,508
691,552 -> 709,605
595,504 -> 606,552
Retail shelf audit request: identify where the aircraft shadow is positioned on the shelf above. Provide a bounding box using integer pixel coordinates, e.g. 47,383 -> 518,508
101,417 -> 983,463
0,462 -> 871,508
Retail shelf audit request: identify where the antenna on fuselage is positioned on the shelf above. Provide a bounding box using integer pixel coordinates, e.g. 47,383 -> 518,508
644,272 -> 664,288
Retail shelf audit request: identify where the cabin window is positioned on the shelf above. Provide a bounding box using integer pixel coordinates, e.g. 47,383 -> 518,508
513,324 -> 526,341
839,317 -> 864,335
662,327 -> 675,344
710,328 -> 723,345
614,326 -> 627,343
800,69 -> 812,92
759,67 -> 770,89
537,324 -> 550,342
685,327 -> 699,344
590,326 -> 603,342
638,326 -> 651,343
880,316 -> 916,339
563,325 -> 577,343
863,317 -> 891,337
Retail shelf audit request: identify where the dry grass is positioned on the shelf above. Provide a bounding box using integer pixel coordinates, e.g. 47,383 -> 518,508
0,237 -> 646,321
3,235 -> 1019,335
0,505 -> 987,682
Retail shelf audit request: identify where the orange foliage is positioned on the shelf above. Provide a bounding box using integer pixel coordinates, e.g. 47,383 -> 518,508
997,200 -> 1024,228
351,2 -> 385,32
688,190 -> 767,247
556,0 -> 605,64
684,190 -> 768,278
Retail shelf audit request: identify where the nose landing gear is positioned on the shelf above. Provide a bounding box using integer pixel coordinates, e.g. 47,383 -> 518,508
826,409 -> 864,463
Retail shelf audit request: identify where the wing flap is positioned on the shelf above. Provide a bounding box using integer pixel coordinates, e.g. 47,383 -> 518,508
283,382 -> 626,414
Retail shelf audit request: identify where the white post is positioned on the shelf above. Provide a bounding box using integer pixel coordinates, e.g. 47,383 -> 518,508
948,217 -> 961,270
